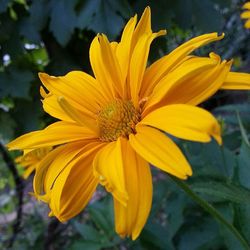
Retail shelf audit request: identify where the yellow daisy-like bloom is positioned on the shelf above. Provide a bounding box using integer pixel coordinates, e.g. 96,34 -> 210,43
7,7 -> 250,240
15,147 -> 52,179
241,2 -> 250,29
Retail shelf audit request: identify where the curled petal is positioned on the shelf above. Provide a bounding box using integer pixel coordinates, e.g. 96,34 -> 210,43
141,33 -> 224,98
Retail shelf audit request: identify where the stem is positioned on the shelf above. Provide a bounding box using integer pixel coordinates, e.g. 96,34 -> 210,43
169,176 -> 250,250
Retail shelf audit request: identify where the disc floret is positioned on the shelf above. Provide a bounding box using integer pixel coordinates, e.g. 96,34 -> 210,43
98,99 -> 140,141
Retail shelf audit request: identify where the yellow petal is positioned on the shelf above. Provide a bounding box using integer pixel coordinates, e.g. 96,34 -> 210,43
93,138 -> 128,206
241,11 -> 250,19
221,72 -> 250,90
57,96 -> 99,134
98,35 -> 124,95
141,104 -> 222,144
245,19 -> 250,28
42,94 -> 74,122
7,121 -> 98,150
33,142 -> 95,196
143,56 -> 222,115
131,7 -> 152,49
47,143 -> 102,221
158,57 -> 232,105
129,125 -> 192,179
90,36 -> 120,99
39,71 -> 106,114
22,164 -> 36,179
243,2 -> 250,9
116,15 -> 137,91
141,33 -> 224,98
44,142 -> 99,194
129,30 -> 166,106
33,145 -> 66,196
114,138 -> 152,240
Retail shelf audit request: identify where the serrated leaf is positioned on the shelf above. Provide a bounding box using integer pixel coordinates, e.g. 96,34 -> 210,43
19,0 -> 49,43
190,179 -> 250,204
87,0 -> 125,39
49,0 -> 77,46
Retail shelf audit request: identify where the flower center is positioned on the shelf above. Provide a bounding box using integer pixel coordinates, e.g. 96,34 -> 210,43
98,99 -> 140,141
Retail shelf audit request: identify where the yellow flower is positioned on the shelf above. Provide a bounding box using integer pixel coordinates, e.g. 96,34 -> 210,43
7,7 -> 250,240
241,2 -> 250,29
15,147 -> 52,179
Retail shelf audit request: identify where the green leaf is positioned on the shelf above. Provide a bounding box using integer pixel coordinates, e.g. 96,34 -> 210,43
10,99 -> 42,133
140,223 -> 174,250
170,176 -> 250,250
216,204 -> 245,250
190,179 -> 250,204
164,189 -> 187,239
0,111 -> 16,142
237,131 -> 250,189
71,241 -> 103,250
235,204 -> 250,246
0,67 -> 33,99
49,0 -> 78,46
88,197 -> 114,237
178,217 -> 221,250
72,221 -> 101,241
77,0 -> 131,35
214,104 -> 250,129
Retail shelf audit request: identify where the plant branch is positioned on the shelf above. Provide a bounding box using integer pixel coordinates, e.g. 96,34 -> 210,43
169,175 -> 250,250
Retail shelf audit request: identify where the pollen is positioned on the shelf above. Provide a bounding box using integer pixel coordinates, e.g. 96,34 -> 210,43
98,99 -> 140,141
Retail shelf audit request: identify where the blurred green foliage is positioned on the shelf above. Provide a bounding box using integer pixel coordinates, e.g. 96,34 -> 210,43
0,0 -> 250,249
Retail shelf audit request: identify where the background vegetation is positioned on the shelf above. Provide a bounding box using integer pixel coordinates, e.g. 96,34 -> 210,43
0,0 -> 250,249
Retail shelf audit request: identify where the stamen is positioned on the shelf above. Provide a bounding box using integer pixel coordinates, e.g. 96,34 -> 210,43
98,99 -> 140,141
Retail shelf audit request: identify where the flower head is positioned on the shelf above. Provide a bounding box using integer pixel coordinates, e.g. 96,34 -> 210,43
7,7 -> 250,240
15,147 -> 52,179
241,2 -> 250,29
